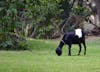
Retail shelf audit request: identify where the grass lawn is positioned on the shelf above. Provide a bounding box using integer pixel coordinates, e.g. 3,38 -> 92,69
0,37 -> 100,72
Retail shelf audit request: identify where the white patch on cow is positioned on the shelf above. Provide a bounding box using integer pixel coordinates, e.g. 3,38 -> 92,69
75,29 -> 82,38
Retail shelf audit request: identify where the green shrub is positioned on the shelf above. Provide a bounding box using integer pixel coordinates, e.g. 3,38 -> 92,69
0,33 -> 28,50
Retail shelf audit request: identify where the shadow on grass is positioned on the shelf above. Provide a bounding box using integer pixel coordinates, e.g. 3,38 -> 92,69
62,54 -> 85,57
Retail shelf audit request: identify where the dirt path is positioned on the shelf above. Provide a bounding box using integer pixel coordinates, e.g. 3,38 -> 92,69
86,36 -> 100,42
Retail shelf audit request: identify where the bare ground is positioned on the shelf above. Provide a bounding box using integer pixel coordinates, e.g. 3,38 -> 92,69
86,36 -> 100,42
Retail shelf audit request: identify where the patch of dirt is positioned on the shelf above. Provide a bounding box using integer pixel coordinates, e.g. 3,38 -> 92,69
86,36 -> 100,41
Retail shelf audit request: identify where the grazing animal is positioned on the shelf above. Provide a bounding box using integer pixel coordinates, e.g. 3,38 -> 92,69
55,29 -> 86,56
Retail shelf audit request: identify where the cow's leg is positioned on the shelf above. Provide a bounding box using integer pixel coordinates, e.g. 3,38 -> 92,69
78,43 -> 82,55
68,44 -> 72,56
83,41 -> 86,55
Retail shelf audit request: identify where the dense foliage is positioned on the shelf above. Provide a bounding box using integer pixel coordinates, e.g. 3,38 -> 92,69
0,0 -> 95,50
0,0 -> 28,50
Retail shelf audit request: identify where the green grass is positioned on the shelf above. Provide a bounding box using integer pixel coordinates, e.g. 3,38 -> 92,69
0,38 -> 100,72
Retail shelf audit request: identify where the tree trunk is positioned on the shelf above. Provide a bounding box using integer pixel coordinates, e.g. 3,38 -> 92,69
95,0 -> 100,26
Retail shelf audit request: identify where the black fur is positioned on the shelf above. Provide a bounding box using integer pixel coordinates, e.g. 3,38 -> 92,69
56,47 -> 62,56
55,29 -> 86,56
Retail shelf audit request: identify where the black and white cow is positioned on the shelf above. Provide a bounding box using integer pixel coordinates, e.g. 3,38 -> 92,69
55,29 -> 86,56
